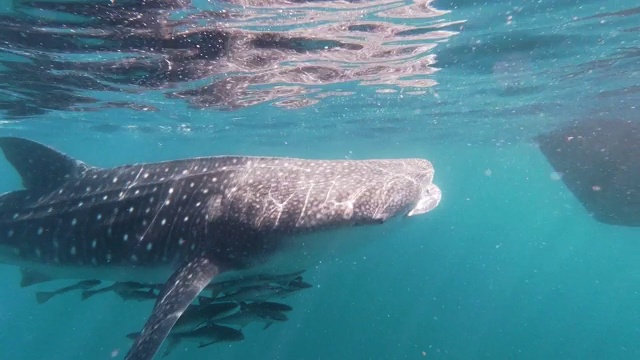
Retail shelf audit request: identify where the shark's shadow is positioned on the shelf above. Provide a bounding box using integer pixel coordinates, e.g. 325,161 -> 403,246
536,119 -> 640,226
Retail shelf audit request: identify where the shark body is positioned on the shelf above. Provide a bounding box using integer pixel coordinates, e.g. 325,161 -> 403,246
0,137 -> 441,359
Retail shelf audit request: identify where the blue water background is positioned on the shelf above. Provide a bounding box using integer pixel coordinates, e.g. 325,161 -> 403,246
0,0 -> 639,359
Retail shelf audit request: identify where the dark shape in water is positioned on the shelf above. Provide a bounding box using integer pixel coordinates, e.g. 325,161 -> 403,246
117,288 -> 159,302
126,323 -> 244,358
536,119 -> 640,226
173,302 -> 240,332
35,279 -> 102,304
81,282 -> 154,301
204,269 -> 305,298
213,283 -> 303,303
215,301 -> 289,330
248,301 -> 293,313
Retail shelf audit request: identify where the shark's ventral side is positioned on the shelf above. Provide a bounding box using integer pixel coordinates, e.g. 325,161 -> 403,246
0,137 -> 442,360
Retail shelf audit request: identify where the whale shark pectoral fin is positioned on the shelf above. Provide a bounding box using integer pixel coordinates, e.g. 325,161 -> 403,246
124,255 -> 220,360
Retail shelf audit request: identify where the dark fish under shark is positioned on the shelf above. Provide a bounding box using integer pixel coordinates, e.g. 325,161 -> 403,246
204,269 -> 305,299
246,300 -> 293,313
81,281 -> 160,301
128,300 -> 291,355
536,119 -> 640,226
0,137 -> 442,360
127,323 -> 244,358
213,279 -> 312,303
172,301 -> 241,332
77,269 -> 308,304
35,279 -> 101,304
215,301 -> 289,329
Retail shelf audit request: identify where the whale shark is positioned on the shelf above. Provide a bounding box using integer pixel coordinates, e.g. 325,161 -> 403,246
0,136 -> 442,360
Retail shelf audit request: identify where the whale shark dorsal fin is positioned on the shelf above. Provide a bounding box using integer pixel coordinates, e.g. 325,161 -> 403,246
0,137 -> 90,192
125,255 -> 220,360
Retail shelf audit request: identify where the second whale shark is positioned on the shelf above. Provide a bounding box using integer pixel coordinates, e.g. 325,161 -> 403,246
0,137 -> 442,359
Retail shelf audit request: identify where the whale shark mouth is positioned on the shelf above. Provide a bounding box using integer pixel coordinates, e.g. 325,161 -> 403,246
407,183 -> 442,217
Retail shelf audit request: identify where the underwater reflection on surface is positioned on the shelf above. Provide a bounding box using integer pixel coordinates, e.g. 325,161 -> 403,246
0,0 -> 457,117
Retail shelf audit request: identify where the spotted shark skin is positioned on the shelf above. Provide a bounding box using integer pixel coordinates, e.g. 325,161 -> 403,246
0,137 -> 442,360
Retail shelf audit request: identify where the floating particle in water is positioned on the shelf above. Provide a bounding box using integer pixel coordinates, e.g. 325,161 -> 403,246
550,172 -> 563,181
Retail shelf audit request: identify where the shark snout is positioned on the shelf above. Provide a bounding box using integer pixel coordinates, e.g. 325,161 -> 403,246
407,182 -> 441,217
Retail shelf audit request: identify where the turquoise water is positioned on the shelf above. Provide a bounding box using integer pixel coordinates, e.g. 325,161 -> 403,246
1,0 -> 639,359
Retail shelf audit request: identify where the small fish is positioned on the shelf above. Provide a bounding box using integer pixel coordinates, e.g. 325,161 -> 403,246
215,282 -> 308,303
255,270 -> 307,286
215,302 -> 289,329
127,324 -> 244,358
214,284 -> 286,303
35,280 -> 102,304
287,278 -> 313,290
197,296 -> 216,306
244,301 -> 292,313
115,288 -> 158,302
173,302 -> 240,332
81,281 -> 151,301
205,270 -> 306,299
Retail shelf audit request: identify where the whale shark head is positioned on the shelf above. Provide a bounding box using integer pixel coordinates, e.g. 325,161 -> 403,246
335,158 -> 442,223
214,157 -> 441,234
201,157 -> 442,277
